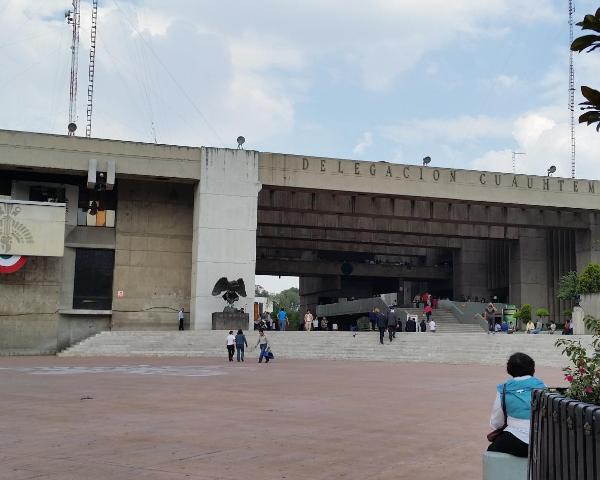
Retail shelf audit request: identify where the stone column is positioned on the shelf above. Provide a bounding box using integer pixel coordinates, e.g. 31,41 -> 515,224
576,219 -> 600,272
190,148 -> 261,330
452,239 -> 490,300
509,229 -> 549,317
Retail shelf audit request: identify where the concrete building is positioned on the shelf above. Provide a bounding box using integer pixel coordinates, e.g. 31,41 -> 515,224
1,129 -> 599,354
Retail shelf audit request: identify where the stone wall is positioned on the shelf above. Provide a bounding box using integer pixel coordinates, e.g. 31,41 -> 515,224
0,256 -> 61,354
111,180 -> 194,330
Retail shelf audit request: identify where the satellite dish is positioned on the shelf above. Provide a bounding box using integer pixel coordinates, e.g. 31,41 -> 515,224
237,136 -> 245,149
547,165 -> 557,175
68,122 -> 77,133
422,156 -> 431,166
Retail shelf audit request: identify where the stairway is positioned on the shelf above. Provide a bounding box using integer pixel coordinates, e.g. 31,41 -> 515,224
399,307 -> 483,333
59,330 -> 582,367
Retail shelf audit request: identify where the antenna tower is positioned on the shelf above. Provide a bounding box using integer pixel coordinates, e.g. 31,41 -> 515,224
85,0 -> 99,138
569,0 -> 576,178
66,0 -> 81,136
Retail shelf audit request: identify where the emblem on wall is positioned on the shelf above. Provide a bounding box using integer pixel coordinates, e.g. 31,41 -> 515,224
0,255 -> 27,274
0,203 -> 34,253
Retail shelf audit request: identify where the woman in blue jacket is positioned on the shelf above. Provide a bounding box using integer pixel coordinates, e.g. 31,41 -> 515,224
487,352 -> 545,457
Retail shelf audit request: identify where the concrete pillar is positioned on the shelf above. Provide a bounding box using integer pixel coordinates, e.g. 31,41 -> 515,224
190,148 -> 261,330
453,239 -> 490,300
509,229 -> 548,315
576,224 -> 600,272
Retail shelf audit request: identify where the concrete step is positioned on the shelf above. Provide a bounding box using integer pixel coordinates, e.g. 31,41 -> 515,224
59,330 -> 583,367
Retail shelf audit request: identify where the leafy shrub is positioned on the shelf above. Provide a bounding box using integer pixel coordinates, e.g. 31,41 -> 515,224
536,308 -> 550,318
558,271 -> 580,300
556,316 -> 600,405
514,304 -> 532,322
578,263 -> 600,294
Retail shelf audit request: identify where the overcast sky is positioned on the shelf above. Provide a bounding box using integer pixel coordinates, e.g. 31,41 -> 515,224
3,1 -> 600,293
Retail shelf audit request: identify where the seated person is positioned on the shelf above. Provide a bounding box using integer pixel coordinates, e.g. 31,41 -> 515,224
525,320 -> 535,334
562,320 -> 573,335
419,319 -> 426,332
549,321 -> 556,334
494,322 -> 502,333
405,317 -> 417,332
500,321 -> 509,332
428,319 -> 436,333
488,352 -> 545,458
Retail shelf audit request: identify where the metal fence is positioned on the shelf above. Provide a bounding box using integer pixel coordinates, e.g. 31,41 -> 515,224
530,389 -> 600,480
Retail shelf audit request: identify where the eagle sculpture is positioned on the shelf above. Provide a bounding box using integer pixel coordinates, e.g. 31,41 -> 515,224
212,277 -> 247,312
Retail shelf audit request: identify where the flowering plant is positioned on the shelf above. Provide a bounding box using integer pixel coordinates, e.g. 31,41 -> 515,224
556,316 -> 600,405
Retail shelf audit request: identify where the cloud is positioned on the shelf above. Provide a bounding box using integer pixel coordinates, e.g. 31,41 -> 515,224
353,132 -> 374,155
380,115 -> 513,144
493,74 -> 518,88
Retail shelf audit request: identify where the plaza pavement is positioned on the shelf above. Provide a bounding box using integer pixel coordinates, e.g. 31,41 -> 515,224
1,356 -> 565,480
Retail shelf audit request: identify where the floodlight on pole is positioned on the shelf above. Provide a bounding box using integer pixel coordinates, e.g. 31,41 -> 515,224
237,136 -> 245,149
547,165 -> 557,176
422,156 -> 431,166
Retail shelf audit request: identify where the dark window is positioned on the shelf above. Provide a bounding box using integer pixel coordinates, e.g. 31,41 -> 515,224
29,185 -> 66,203
0,178 -> 11,196
73,249 -> 115,310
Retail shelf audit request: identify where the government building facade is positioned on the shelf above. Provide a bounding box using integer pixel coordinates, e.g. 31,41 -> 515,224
1,129 -> 599,353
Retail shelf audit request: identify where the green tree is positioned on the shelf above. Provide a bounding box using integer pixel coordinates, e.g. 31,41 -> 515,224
571,8 -> 600,130
558,271 -> 580,300
272,287 -> 301,329
271,287 -> 300,312
578,263 -> 600,294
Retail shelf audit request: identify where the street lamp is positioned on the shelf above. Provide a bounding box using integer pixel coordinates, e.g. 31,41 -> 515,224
547,165 -> 557,176
422,156 -> 431,166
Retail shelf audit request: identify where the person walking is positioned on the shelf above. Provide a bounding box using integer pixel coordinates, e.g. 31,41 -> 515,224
304,309 -> 314,332
278,308 -> 288,331
254,329 -> 271,363
321,316 -> 328,331
369,308 -> 378,331
419,318 -> 427,332
424,304 -> 432,322
178,307 -> 185,331
235,329 -> 248,362
226,330 -> 236,362
376,308 -> 387,344
387,306 -> 397,342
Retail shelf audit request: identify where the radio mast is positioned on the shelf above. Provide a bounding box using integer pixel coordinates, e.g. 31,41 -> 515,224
569,0 -> 576,178
85,0 -> 99,138
65,0 -> 81,135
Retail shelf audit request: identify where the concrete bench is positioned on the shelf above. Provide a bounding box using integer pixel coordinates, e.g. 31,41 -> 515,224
482,451 -> 527,480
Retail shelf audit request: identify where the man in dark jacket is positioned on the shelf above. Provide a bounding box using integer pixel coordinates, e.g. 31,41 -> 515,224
376,309 -> 387,344
387,307 -> 398,342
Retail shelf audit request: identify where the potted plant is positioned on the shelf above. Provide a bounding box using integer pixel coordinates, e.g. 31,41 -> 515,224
513,304 -> 531,332
529,316 -> 600,479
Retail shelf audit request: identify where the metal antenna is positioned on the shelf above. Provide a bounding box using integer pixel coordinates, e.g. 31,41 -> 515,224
66,0 -> 81,136
512,151 -> 526,173
85,0 -> 99,138
569,0 -> 576,178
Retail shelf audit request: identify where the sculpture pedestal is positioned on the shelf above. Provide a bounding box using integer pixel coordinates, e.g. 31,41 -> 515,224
212,312 -> 249,331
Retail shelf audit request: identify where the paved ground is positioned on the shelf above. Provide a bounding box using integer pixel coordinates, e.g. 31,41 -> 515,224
1,356 -> 565,480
